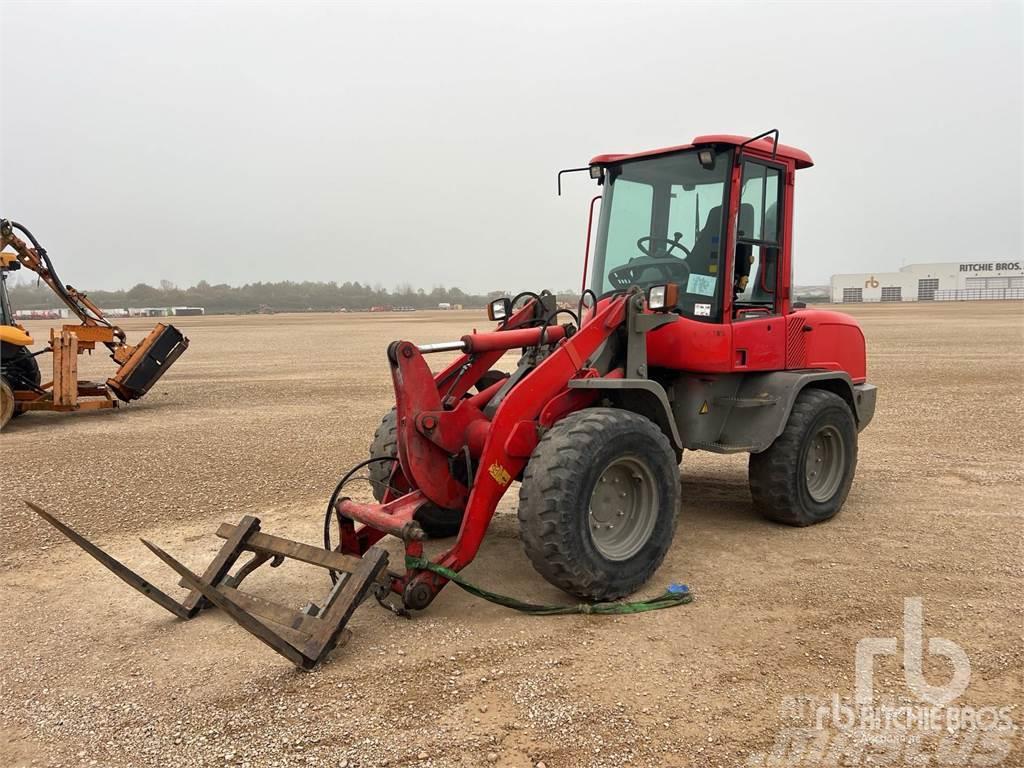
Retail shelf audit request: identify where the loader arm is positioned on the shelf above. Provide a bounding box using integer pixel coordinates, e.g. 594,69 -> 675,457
365,291 -> 632,609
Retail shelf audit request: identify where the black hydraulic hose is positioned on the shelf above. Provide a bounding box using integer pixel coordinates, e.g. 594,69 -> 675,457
322,456 -> 399,584
9,221 -> 111,328
543,308 -> 579,328
578,288 -> 598,321
509,291 -> 541,311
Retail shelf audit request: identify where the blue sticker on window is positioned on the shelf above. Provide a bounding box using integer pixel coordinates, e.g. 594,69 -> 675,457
711,236 -> 719,244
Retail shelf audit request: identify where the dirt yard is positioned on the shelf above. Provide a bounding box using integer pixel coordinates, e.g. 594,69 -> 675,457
1,302 -> 1021,768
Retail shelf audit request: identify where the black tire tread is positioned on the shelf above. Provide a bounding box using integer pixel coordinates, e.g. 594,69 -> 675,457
518,408 -> 679,600
367,408 -> 399,502
748,388 -> 857,526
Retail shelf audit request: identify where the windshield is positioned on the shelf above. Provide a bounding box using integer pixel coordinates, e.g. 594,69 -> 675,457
590,148 -> 731,321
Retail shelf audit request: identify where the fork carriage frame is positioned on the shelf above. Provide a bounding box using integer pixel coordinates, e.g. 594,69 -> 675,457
28,502 -> 390,670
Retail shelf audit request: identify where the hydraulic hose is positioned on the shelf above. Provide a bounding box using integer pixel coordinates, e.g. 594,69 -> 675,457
8,220 -> 112,328
322,456 -> 399,584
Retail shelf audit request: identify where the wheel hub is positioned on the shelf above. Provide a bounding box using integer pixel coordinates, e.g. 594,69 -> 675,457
588,456 -> 659,561
805,424 -> 845,502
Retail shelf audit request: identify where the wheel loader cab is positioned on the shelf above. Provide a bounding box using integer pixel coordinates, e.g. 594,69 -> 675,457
588,135 -> 821,374
589,146 -> 733,322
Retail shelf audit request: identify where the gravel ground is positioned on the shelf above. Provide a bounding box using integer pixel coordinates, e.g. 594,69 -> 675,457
1,303 -> 1021,768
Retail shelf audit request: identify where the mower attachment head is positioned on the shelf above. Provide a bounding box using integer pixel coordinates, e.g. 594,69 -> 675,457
106,323 -> 189,402
26,501 -> 389,670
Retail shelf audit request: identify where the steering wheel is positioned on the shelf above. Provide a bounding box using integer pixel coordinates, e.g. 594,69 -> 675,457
636,235 -> 692,259
607,253 -> 691,290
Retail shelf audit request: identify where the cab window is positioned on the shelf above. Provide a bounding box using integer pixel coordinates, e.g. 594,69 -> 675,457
590,149 -> 732,322
735,160 -> 783,312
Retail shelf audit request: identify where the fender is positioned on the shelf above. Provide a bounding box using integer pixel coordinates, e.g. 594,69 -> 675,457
671,370 -> 876,454
567,377 -> 683,455
0,325 -> 33,346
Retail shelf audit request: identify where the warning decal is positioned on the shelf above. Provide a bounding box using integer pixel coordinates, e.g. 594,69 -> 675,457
488,462 -> 512,486
699,401 -> 709,415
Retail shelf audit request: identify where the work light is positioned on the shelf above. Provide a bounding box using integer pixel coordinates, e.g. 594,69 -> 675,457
487,297 -> 511,322
647,283 -> 679,311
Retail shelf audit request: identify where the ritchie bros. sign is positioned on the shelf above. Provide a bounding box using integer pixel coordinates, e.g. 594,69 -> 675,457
959,262 -> 1021,272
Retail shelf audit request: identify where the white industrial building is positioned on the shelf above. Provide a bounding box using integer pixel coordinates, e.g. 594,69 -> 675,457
831,261 -> 1024,303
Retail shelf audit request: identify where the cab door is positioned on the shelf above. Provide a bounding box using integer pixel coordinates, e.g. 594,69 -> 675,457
730,157 -> 787,371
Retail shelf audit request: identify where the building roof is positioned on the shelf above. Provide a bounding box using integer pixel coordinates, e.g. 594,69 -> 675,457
590,134 -> 814,169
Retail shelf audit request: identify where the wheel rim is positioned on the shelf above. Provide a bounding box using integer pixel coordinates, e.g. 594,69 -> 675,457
805,424 -> 845,502
588,456 -> 659,561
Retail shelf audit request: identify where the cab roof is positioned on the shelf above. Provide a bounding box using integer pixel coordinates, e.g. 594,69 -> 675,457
590,134 -> 814,170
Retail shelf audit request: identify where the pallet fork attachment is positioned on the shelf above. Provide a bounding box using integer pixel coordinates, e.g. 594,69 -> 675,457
26,501 -> 389,670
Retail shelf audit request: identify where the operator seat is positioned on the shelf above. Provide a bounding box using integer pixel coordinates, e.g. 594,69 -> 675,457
687,206 -> 722,278
686,203 -> 756,282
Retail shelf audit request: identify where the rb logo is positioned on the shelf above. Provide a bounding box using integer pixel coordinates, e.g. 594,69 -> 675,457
855,597 -> 971,707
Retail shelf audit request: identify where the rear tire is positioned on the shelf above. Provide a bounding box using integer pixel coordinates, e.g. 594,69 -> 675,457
518,408 -> 680,601
0,378 -> 14,429
748,388 -> 857,526
367,407 -> 464,538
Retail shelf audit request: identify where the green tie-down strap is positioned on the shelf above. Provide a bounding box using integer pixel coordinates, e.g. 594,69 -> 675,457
404,555 -> 693,615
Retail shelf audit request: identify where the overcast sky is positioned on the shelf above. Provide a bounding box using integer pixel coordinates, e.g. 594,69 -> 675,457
1,1 -> 1021,293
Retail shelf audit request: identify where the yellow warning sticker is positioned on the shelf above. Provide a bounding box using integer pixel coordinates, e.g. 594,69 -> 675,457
488,462 -> 512,486
698,401 -> 709,415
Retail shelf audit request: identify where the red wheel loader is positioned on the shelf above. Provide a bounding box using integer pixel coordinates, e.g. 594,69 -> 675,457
29,131 -> 876,669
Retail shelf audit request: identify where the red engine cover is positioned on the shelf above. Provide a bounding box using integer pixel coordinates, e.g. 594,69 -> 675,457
644,309 -> 866,381
792,309 -> 867,382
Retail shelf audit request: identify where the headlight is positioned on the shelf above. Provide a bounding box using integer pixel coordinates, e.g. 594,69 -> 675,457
487,298 -> 511,322
647,283 -> 679,311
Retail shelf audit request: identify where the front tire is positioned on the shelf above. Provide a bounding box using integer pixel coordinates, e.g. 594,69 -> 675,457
0,378 -> 14,429
0,343 -> 39,422
748,388 -> 857,526
518,408 -> 680,601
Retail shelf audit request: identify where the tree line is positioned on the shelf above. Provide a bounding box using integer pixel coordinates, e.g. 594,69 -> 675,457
7,279 -> 526,313
9,276 -> 826,313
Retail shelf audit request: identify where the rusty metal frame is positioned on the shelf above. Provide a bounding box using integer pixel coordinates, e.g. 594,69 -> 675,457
27,502 -> 388,670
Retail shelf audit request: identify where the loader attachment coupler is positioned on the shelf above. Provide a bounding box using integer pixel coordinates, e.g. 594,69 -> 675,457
26,501 -> 389,670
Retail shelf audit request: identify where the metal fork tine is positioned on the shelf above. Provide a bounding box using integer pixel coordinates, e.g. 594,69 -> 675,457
139,538 -> 317,670
25,500 -> 191,620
